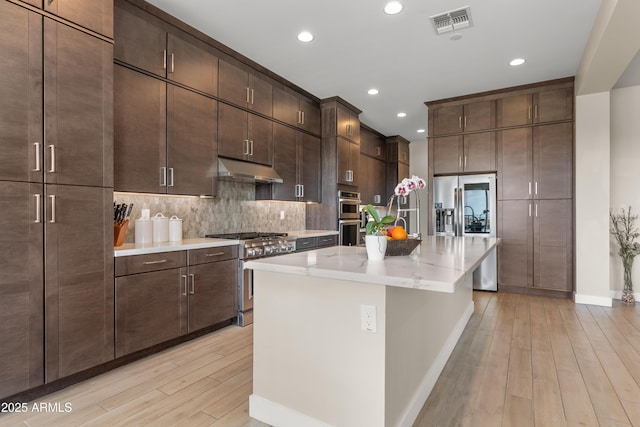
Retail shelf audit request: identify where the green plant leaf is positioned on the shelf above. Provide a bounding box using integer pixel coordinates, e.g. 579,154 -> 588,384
365,204 -> 380,224
381,215 -> 395,224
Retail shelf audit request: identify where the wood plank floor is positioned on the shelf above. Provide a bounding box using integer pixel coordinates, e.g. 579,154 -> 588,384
0,292 -> 638,426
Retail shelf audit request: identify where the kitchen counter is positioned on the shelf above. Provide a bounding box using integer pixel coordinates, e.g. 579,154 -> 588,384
247,236 -> 498,427
286,229 -> 339,238
114,238 -> 239,257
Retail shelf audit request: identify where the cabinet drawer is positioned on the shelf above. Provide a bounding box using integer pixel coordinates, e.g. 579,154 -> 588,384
189,245 -> 238,265
317,235 -> 338,247
115,251 -> 186,276
296,237 -> 317,251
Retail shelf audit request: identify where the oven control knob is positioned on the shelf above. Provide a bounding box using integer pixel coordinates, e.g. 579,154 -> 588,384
246,248 -> 255,257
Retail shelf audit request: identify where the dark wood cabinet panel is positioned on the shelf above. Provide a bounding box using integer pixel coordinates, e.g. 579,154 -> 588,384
431,105 -> 463,136
247,113 -> 273,165
45,185 -> 114,381
188,259 -> 238,332
432,136 -> 462,175
359,155 -> 386,206
497,94 -> 531,128
464,132 -> 496,173
273,87 -> 320,135
114,3 -> 165,77
299,96 -> 321,135
44,19 -> 113,188
534,88 -> 573,123
430,101 -> 494,136
44,0 -> 113,38
0,2 -> 42,183
533,123 -> 572,199
167,33 -> 218,96
218,103 -> 273,165
497,128 -> 533,200
271,123 -> 298,201
534,199 -> 572,291
167,85 -> 217,196
219,60 -> 272,116
299,133 -> 321,202
360,127 -> 386,160
337,103 -> 360,143
114,65 -> 166,194
337,137 -> 359,186
463,101 -> 495,132
0,182 -> 44,398
115,268 -> 187,357
498,200 -> 533,288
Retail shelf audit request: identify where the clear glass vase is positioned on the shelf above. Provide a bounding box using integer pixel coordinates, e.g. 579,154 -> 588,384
622,255 -> 636,304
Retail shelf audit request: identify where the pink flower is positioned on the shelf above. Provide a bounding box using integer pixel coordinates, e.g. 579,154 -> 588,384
412,175 -> 426,189
394,184 -> 408,196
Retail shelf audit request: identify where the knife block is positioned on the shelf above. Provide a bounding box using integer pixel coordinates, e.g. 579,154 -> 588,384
114,220 -> 129,247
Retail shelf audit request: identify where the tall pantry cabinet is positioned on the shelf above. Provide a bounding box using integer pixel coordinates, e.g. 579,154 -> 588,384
0,0 -> 113,398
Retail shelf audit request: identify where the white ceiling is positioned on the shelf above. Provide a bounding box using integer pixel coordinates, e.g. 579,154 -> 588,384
146,0 -> 603,141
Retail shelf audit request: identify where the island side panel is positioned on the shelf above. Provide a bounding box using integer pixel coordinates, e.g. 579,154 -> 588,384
385,274 -> 474,427
250,270 -> 387,427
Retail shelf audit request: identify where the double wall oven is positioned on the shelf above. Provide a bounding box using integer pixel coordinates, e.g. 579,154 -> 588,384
205,232 -> 296,326
338,190 -> 361,246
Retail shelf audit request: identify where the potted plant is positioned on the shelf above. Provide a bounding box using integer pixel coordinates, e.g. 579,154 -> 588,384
362,204 -> 395,260
610,206 -> 640,303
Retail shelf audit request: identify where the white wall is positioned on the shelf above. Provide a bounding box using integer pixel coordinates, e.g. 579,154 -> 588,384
410,138 -> 429,237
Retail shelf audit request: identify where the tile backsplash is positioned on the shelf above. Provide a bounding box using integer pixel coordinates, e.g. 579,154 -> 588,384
115,181 -> 306,243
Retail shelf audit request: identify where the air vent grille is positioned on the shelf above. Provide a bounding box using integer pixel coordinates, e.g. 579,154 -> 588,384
430,6 -> 472,35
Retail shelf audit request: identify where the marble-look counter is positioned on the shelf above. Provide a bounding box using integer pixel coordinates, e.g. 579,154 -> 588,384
244,236 -> 499,293
114,238 -> 239,257
286,229 -> 339,238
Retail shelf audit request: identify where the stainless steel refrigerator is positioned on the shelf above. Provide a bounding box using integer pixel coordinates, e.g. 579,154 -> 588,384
433,173 -> 498,291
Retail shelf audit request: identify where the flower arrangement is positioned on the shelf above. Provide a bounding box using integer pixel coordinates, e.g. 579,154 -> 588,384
386,175 -> 426,224
610,206 -> 640,303
362,205 -> 395,236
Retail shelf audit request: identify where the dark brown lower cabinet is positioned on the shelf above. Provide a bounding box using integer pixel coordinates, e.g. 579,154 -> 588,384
188,259 -> 237,331
498,198 -> 572,292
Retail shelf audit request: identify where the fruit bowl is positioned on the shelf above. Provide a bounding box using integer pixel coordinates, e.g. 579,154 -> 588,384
385,238 -> 421,256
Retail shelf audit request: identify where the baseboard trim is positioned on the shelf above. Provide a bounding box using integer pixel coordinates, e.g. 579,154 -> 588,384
396,299 -> 475,427
574,293 -> 612,307
249,394 -> 333,427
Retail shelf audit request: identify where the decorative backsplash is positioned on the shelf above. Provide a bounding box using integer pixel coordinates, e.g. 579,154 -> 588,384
115,181 -> 306,243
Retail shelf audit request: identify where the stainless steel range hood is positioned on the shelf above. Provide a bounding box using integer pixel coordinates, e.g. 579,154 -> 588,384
217,157 -> 283,183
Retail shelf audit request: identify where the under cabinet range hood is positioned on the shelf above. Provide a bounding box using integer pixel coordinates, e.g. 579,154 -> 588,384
217,157 -> 283,183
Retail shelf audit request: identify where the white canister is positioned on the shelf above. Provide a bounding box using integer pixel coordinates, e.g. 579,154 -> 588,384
169,215 -> 183,242
134,219 -> 153,244
152,212 -> 169,243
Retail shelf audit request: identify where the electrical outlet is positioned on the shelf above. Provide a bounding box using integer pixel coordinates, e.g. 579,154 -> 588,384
361,305 -> 377,333
280,210 -> 285,220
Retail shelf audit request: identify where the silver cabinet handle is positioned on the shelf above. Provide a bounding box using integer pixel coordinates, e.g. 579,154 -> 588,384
458,116 -> 462,129
464,156 -> 467,168
534,105 -> 538,119
250,89 -> 254,105
374,194 -> 381,204
301,111 -> 305,125
163,50 -> 167,70
535,203 -> 538,217
160,167 -> 167,186
246,87 -> 251,103
243,140 -> 250,155
48,145 -> 55,173
294,184 -> 300,198
376,146 -> 382,157
249,140 -> 254,156
528,182 -> 531,196
49,194 -> 56,223
529,203 -> 532,217
143,259 -> 168,265
535,182 -> 538,195
182,275 -> 187,296
170,53 -> 175,73
189,273 -> 195,295
34,194 -> 41,223
300,184 -> 304,198
346,124 -> 351,136
464,116 -> 467,129
205,252 -> 225,257
528,105 -> 532,120
459,156 -> 462,169
33,142 -> 41,172
169,168 -> 174,187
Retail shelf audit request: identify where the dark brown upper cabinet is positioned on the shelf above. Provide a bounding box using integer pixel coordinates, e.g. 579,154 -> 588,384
273,86 -> 321,135
497,88 -> 573,128
431,132 -> 496,175
43,0 -> 113,39
337,103 -> 360,143
360,126 -> 387,161
218,103 -> 273,165
430,100 -> 495,136
114,2 -> 218,96
219,59 -> 272,117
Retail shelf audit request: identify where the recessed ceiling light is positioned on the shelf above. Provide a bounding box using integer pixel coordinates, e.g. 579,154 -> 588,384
417,129 -> 426,133
397,112 -> 407,118
297,31 -> 314,42
384,1 -> 403,15
509,58 -> 525,66
368,88 -> 379,95
450,33 -> 463,41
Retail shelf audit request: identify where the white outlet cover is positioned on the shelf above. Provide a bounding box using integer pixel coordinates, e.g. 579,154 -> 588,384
361,304 -> 377,333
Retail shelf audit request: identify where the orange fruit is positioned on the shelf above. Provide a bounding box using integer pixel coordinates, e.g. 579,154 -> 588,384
391,226 -> 408,240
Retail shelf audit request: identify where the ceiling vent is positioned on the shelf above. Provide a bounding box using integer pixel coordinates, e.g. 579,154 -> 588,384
430,6 -> 472,35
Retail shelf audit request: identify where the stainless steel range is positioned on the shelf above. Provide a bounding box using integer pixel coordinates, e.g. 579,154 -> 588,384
205,232 -> 296,326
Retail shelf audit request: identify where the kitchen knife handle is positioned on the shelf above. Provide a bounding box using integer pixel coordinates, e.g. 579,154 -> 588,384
49,194 -> 56,224
169,168 -> 174,187
48,145 -> 55,173
182,275 -> 187,296
189,274 -> 195,294
34,194 -> 41,223
160,167 -> 167,186
33,142 -> 41,172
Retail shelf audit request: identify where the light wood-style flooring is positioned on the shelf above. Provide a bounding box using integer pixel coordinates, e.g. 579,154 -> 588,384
0,292 -> 638,426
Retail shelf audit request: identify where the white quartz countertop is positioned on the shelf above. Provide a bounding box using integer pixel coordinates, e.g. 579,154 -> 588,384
114,238 -> 239,257
287,230 -> 339,238
244,236 -> 500,293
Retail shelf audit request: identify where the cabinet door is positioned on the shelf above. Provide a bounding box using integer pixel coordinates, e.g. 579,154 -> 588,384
432,136 -> 461,175
114,3 -> 165,77
218,60 -> 249,107
273,87 -> 299,127
188,259 -> 238,332
218,103 -> 248,161
167,33 -> 218,96
272,123 -> 298,201
299,133 -> 321,202
497,94 -> 532,128
534,88 -> 573,123
300,97 -> 321,135
44,19 -> 113,188
463,100 -> 494,132
167,85 -> 217,196
45,185 -> 114,381
431,105 -> 463,136
248,113 -> 273,165
337,104 -> 359,142
497,128 -> 532,200
0,182 -> 44,397
463,132 -> 496,173
44,0 -> 113,38
249,73 -> 273,116
533,123 -> 572,199
534,199 -> 572,291
359,155 -> 372,204
114,65 -> 166,193
337,137 -> 351,185
349,142 -> 360,187
498,199 -> 533,288
371,158 -> 386,205
115,268 -> 187,357
0,2 -> 42,183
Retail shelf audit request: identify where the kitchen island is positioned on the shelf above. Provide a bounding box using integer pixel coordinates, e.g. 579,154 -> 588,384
244,236 -> 499,427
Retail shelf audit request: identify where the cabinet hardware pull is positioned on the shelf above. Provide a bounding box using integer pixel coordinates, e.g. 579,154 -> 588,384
205,252 -> 225,257
347,124 -> 351,136
374,194 -> 381,204
34,194 -> 41,223
169,168 -> 174,187
250,89 -> 254,105
464,156 -> 467,168
33,142 -> 41,172
182,275 -> 187,296
301,111 -> 305,125
377,146 -> 382,157
529,203 -> 532,217
163,50 -> 167,70
528,182 -> 531,196
246,87 -> 250,103
243,140 -> 250,155
170,53 -> 175,73
534,105 -> 538,119
535,203 -> 538,217
295,184 -> 299,198
297,111 -> 301,124
189,274 -> 195,294
535,182 -> 538,195
48,145 -> 55,173
49,194 -> 56,223
458,116 -> 462,129
528,106 -> 532,120
459,156 -> 462,169
160,167 -> 167,186
464,116 -> 467,129
143,259 -> 168,265
249,140 -> 254,156
300,184 -> 304,198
